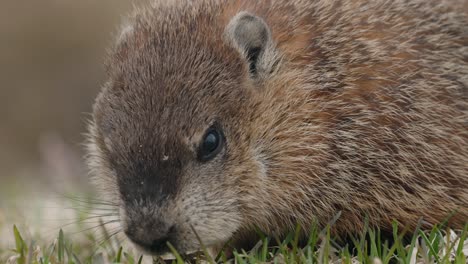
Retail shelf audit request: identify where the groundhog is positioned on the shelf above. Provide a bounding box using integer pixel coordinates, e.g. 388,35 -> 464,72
86,0 -> 468,256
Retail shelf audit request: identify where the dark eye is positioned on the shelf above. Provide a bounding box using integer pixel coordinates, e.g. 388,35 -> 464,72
198,126 -> 224,161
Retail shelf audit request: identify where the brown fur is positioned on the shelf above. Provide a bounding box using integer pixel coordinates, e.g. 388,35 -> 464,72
87,0 -> 468,254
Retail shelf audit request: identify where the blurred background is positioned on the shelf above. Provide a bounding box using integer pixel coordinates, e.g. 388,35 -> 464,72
0,0 -> 142,252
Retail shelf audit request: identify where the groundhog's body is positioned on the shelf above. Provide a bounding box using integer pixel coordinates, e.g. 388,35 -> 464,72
88,0 -> 468,255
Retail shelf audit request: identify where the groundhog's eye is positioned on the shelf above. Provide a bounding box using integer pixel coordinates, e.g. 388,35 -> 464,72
198,126 -> 224,162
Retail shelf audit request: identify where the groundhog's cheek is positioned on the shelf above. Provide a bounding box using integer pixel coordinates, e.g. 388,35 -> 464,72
180,210 -> 242,244
172,184 -> 243,246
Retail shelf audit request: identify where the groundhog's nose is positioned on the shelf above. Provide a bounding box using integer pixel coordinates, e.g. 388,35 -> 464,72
124,224 -> 175,253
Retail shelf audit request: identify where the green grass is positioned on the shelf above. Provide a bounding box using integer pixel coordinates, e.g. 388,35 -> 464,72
2,220 -> 467,264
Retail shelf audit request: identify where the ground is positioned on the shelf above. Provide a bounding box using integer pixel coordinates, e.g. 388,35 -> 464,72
1,193 -> 467,263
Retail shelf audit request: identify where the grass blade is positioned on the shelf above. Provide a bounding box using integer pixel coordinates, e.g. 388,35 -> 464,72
58,229 -> 65,263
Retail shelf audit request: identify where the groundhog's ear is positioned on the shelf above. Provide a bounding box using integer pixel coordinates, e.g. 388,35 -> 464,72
225,12 -> 277,78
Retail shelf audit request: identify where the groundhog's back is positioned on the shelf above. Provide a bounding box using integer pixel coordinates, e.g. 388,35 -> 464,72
217,0 -> 468,236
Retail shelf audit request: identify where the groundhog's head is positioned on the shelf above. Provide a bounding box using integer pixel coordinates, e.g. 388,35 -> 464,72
87,4 -> 281,255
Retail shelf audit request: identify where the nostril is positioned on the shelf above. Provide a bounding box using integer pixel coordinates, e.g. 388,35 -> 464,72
149,236 -> 169,251
125,225 -> 176,253
168,225 -> 176,234
148,225 -> 175,251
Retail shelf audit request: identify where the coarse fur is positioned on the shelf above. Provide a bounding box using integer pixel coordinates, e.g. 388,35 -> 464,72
86,0 -> 468,255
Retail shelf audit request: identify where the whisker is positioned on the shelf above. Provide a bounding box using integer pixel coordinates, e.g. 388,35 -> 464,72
62,204 -> 119,210
57,216 -> 120,230
44,219 -> 120,236
43,213 -> 120,222
94,226 -> 123,257
70,220 -> 120,236
56,194 -> 120,207
94,226 -> 122,244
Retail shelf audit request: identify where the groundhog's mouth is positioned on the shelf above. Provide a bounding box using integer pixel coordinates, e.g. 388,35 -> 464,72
158,250 -> 195,260
130,238 -> 215,261
154,249 -> 217,263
